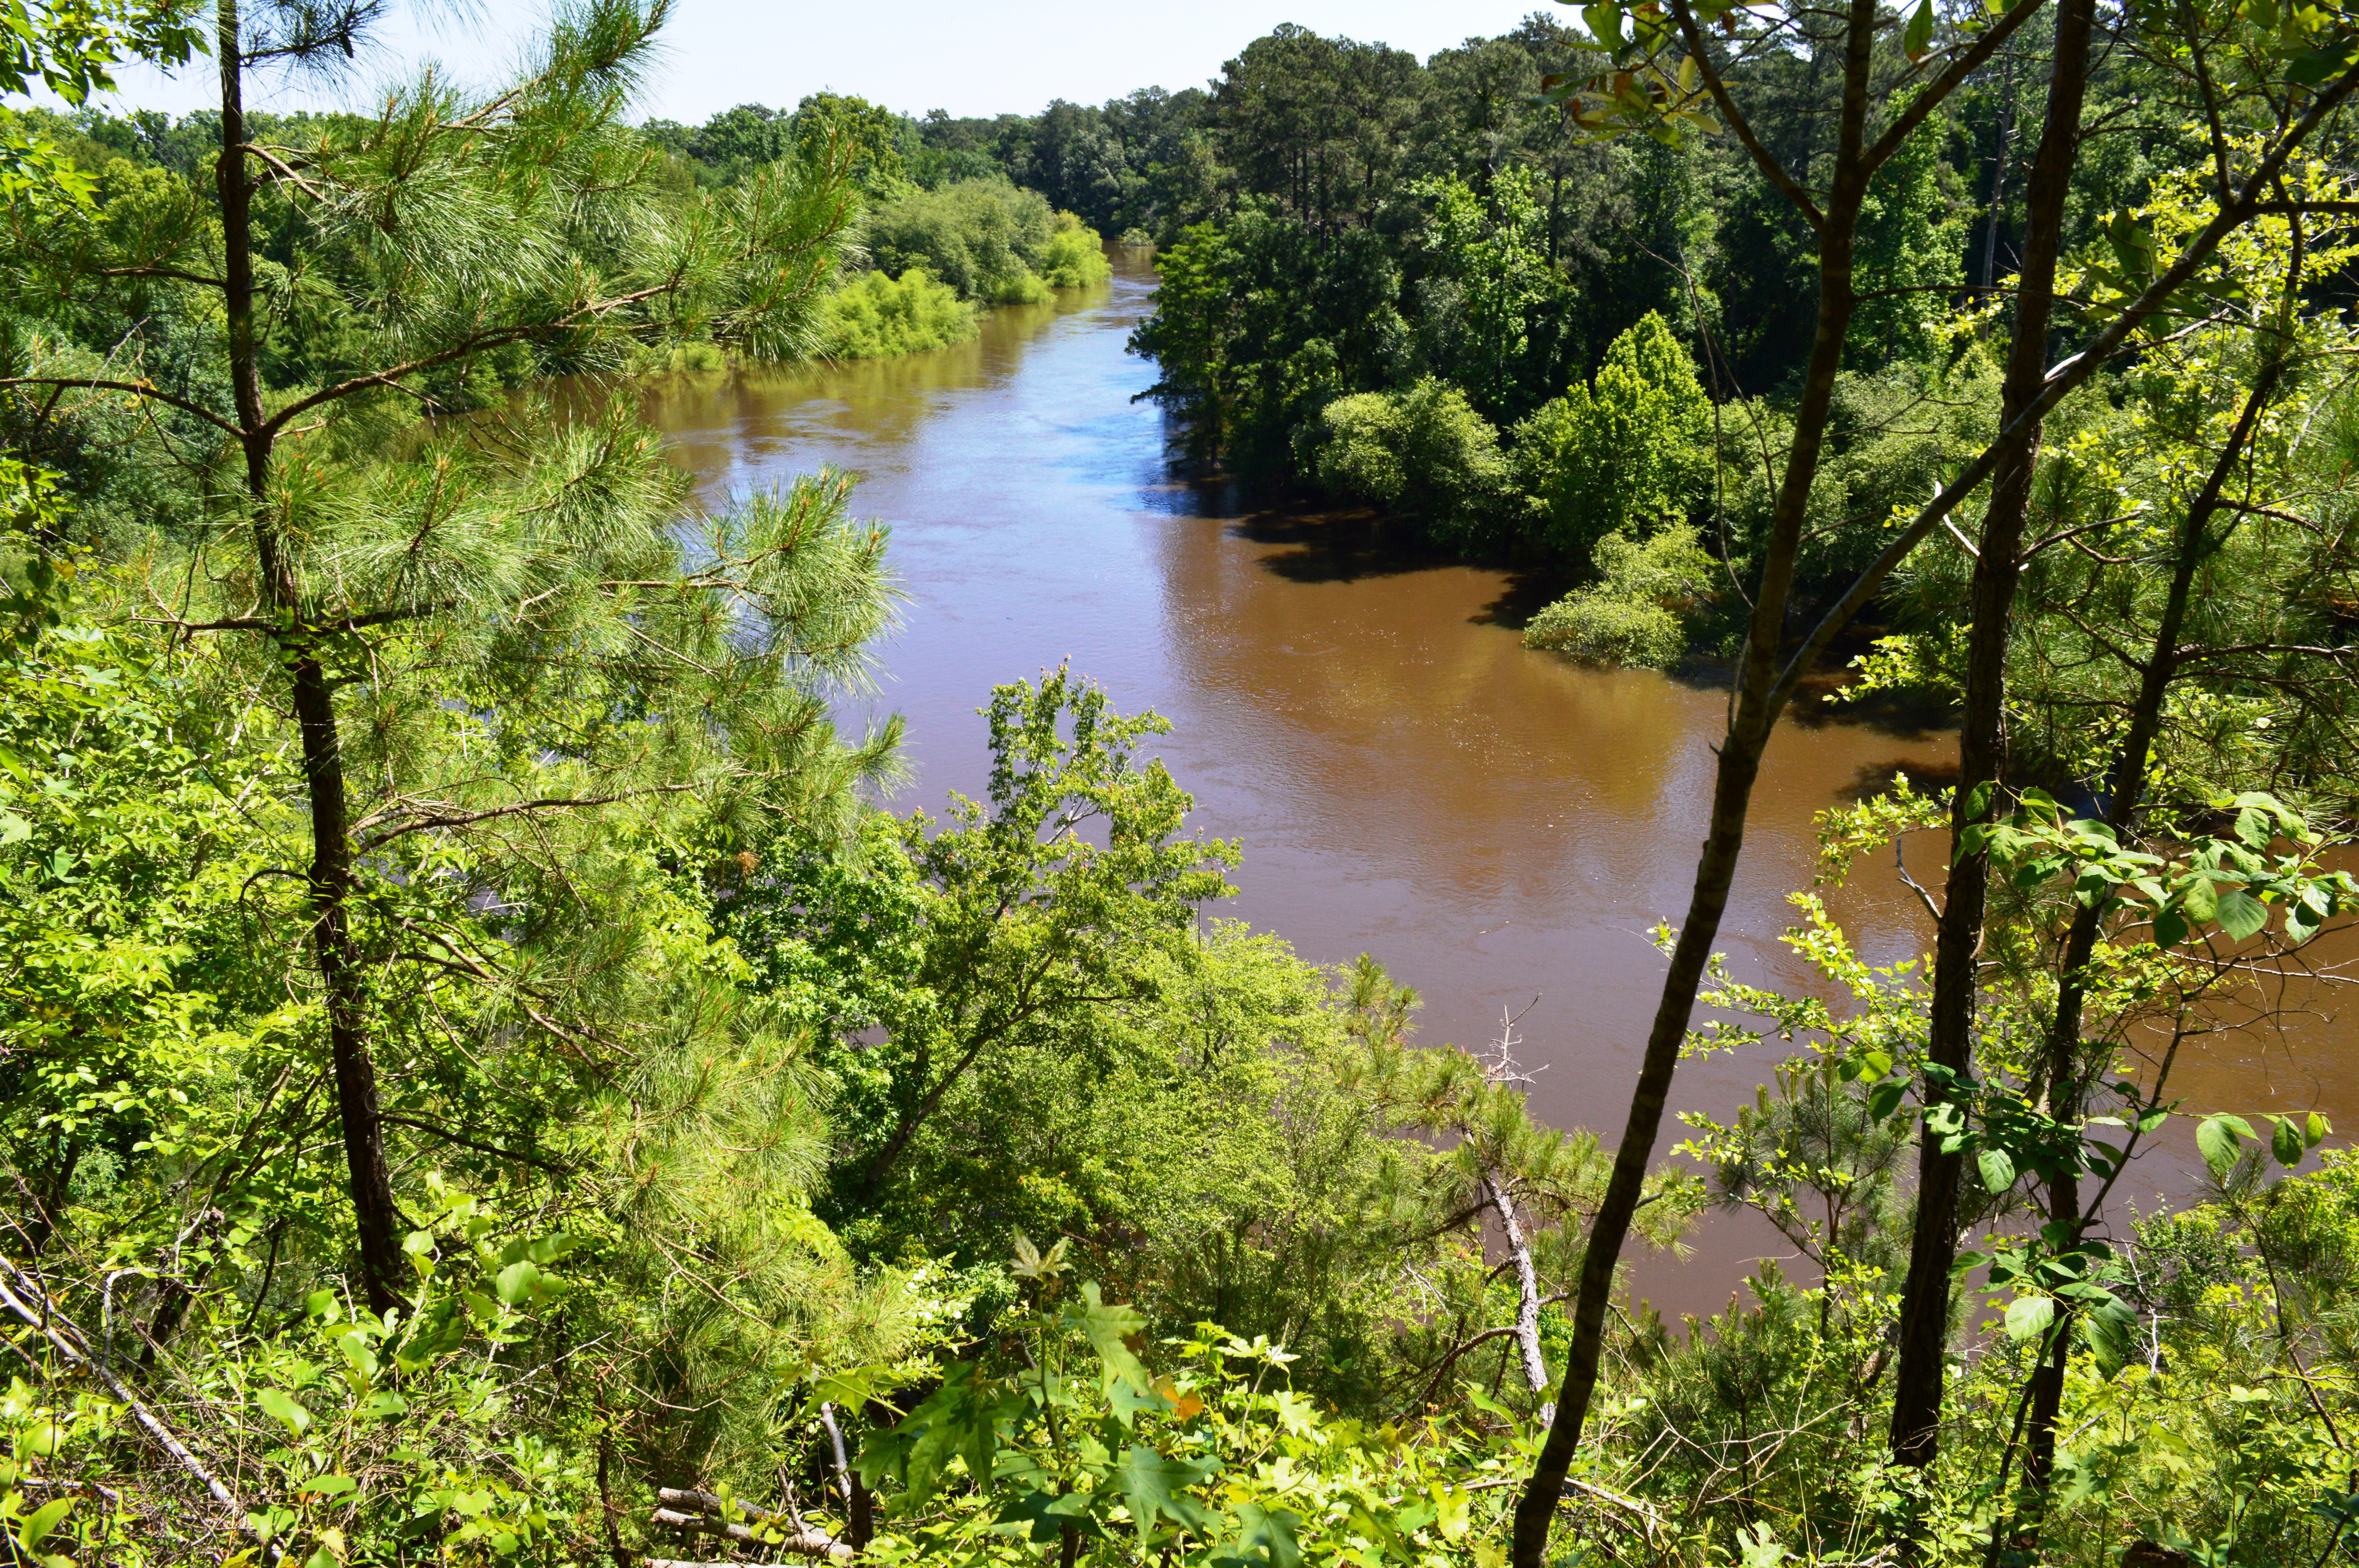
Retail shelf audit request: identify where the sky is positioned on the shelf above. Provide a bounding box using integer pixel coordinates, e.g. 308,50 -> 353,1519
91,0 -> 1561,124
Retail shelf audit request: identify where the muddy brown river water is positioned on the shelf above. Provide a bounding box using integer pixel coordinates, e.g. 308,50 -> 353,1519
639,252 -> 2356,1318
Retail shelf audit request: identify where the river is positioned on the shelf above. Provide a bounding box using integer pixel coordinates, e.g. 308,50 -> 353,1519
640,251 -> 2356,1318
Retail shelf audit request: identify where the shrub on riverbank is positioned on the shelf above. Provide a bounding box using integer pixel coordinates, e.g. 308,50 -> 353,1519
1523,524 -> 1719,669
1309,377 -> 1514,551
818,267 -> 979,358
1037,211 -> 1114,289
865,176 -> 1110,303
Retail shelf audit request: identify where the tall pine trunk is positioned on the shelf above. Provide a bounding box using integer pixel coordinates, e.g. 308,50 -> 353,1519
214,0 -> 404,1316
1887,0 -> 2095,1467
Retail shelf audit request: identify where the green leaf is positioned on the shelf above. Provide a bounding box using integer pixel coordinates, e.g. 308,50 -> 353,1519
2216,887 -> 2268,942
2005,1294 -> 2055,1342
2153,908 -> 2189,949
1226,1502 -> 1305,1568
1868,1078 -> 1908,1122
2197,1114 -> 2247,1177
494,1259 -> 563,1307
256,1387 -> 311,1437
1977,1147 -> 2016,1193
2080,1294 -> 2139,1379
992,1489 -> 1104,1543
1903,0 -> 1935,57
2308,1111 -> 2331,1147
1114,1446 -> 1216,1543
17,1498 -> 72,1551
1073,1283 -> 1152,1396
298,1474 -> 357,1498
2179,875 -> 2219,925
2272,1116 -> 2305,1169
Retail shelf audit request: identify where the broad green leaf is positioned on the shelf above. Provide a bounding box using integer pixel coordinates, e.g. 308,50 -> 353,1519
2309,1111 -> 2332,1147
2080,1294 -> 2139,1379
2196,1115 -> 2245,1177
2272,1116 -> 2305,1168
2216,887 -> 2268,943
18,1497 -> 72,1550
1074,1283 -> 1152,1396
2005,1294 -> 2055,1342
494,1260 -> 562,1307
1903,0 -> 1936,55
1228,1501 -> 1305,1568
256,1387 -> 311,1437
992,1488 -> 1104,1543
2179,875 -> 2218,924
1977,1147 -> 2016,1193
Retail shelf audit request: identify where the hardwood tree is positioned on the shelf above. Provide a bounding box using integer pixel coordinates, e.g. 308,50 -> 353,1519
1508,0 -> 2359,1556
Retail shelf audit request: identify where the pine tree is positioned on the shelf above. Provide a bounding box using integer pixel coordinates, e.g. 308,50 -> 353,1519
4,0 -> 892,1312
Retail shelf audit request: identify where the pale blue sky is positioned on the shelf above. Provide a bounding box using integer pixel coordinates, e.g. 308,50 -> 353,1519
93,0 -> 1561,123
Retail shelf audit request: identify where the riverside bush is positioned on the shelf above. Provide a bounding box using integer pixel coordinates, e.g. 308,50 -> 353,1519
1310,377 -> 1513,551
864,178 -> 1109,305
819,267 -> 979,358
1523,523 -> 1718,668
1037,211 -> 1114,289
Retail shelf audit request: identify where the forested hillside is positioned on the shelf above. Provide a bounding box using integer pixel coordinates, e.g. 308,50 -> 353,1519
4,2 -> 2359,1567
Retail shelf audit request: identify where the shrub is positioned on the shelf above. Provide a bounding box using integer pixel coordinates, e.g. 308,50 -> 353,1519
865,180 -> 1112,304
1524,523 -> 1719,668
1036,211 -> 1112,289
1310,377 -> 1513,551
866,176 -> 1053,300
817,267 -> 979,358
1513,311 -> 1712,561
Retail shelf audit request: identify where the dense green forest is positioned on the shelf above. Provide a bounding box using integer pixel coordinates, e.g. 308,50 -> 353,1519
4,1 -> 2359,1566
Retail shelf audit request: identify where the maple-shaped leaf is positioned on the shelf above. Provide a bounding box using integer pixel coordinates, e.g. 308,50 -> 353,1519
1114,1445 -> 1216,1544
1072,1283 -> 1152,1396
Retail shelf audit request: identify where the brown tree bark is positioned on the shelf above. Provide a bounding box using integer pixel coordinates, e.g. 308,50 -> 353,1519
1507,3 -> 1886,1557
215,0 -> 404,1316
1887,0 -> 2096,1468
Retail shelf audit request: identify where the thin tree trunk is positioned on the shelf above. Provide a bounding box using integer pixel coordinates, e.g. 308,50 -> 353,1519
2021,367 -> 2281,1491
1507,5 -> 1882,1559
215,0 -> 403,1316
1887,0 -> 2096,1469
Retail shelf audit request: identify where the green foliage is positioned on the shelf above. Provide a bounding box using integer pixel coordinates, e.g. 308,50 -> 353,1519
819,267 -> 980,359
1845,93 -> 1965,370
1411,170 -> 1572,423
791,91 -> 912,199
853,1256 -> 1522,1567
1513,311 -> 1710,560
865,178 -> 1109,304
1131,207 -> 1410,465
1037,211 -> 1114,289
1310,379 -> 1513,552
1522,523 -> 1717,668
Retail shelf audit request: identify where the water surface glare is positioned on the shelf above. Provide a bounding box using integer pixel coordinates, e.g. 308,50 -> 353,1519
640,253 -> 2354,1318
